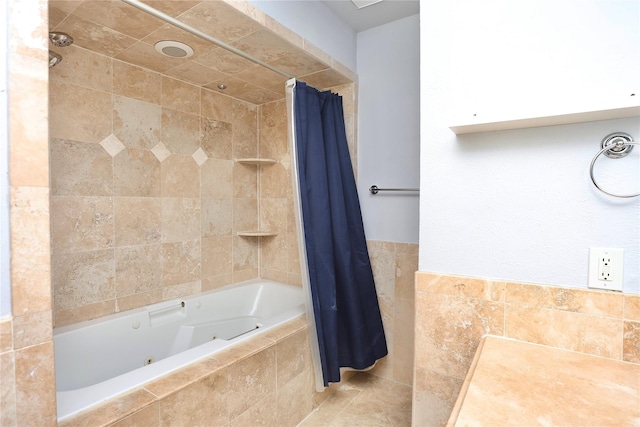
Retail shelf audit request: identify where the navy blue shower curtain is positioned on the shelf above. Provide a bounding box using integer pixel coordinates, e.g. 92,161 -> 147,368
293,81 -> 387,386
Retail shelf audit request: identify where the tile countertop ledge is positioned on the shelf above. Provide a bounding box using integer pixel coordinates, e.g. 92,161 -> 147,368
448,335 -> 640,427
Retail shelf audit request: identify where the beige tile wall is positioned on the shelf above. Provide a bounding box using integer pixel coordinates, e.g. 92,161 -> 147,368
48,44 -> 265,327
2,0 -> 57,425
58,318 -> 331,427
412,272 -> 640,427
367,241 -> 418,386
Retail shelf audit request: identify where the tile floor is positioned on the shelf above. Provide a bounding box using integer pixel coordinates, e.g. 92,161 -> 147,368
298,372 -> 412,426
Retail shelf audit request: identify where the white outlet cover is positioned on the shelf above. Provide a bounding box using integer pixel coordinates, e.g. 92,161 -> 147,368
588,247 -> 624,292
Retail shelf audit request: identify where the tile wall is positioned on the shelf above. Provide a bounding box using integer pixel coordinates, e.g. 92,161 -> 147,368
412,272 -> 640,426
1,0 -> 57,425
367,241 -> 418,386
59,318 -> 331,426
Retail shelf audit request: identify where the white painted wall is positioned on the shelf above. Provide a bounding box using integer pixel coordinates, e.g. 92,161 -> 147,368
357,15 -> 420,243
420,0 -> 640,293
248,0 -> 357,72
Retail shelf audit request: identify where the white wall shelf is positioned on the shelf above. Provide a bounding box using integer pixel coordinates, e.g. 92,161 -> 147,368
237,231 -> 277,237
450,98 -> 640,135
235,158 -> 277,165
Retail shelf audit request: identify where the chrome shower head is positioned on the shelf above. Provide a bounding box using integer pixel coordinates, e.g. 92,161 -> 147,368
49,51 -> 62,68
49,32 -> 74,47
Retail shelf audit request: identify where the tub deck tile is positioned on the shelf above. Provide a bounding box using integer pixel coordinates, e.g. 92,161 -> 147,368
143,356 -> 226,399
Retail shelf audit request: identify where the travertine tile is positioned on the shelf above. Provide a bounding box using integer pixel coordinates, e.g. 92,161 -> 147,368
115,41 -> 183,74
413,367 -> 463,427
201,198 -> 233,237
420,274 -> 506,302
109,403 -> 160,427
14,342 -> 56,426
0,350 -> 16,426
395,250 -> 418,300
56,14 -> 137,58
623,321 -> 640,363
260,163 -> 290,198
276,329 -> 309,388
201,274 -> 233,292
115,244 -> 162,298
50,196 -> 114,252
114,149 -> 161,197
50,81 -> 112,144
9,54 -> 49,187
201,158 -> 233,199
165,60 -> 226,87
9,186 -> 52,315
52,249 -> 115,311
113,197 -> 162,246
162,76 -> 200,115
505,305 -> 623,359
50,138 -> 113,197
298,385 -> 360,427
160,198 -> 201,242
233,162 -> 258,199
116,289 -> 164,313
201,236 -> 233,278
368,241 -> 396,302
161,240 -> 201,287
48,1 -> 82,29
301,68 -> 352,91
195,45 -> 256,75
161,108 -> 200,156
145,357 -> 225,399
451,336 -> 640,427
0,319 -> 12,353
227,346 -> 277,419
163,280 -> 201,301
201,88 -> 234,123
231,393 -> 277,427
9,0 -> 47,59
49,45 -> 112,92
113,60 -> 161,105
59,389 -> 156,427
233,235 -> 258,273
393,296 -> 414,385
113,95 -> 162,150
160,155 -> 200,198
415,291 -> 504,379
201,118 -> 233,160
506,281 -> 624,317
625,294 -> 640,321
179,1 -> 263,45
11,310 -> 52,351
276,368 -> 314,427
55,300 -> 115,328
213,335 -> 275,368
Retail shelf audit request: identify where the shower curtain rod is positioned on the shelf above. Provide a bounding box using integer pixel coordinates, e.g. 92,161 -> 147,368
120,0 -> 295,79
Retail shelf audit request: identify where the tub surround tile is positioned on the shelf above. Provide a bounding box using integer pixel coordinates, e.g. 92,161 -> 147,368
109,403 -> 160,427
201,236 -> 233,278
161,108 -> 201,155
145,357 -> 226,399
11,310 -> 53,351
227,346 -> 277,419
160,154 -> 200,198
115,244 -> 162,297
230,393 -> 277,427
50,138 -> 114,197
9,186 -> 52,315
50,196 -> 114,253
213,335 -> 276,368
113,96 -> 162,150
276,367 -> 314,427
162,280 -> 202,301
50,81 -> 113,144
116,290 -> 164,314
114,149 -> 161,197
201,118 -> 233,159
161,240 -> 201,287
0,319 -> 13,353
450,336 -> 640,427
113,60 -> 161,105
54,300 -> 116,328
50,45 -> 112,92
14,341 -> 57,426
161,76 -> 200,115
160,198 -> 201,242
59,389 -> 157,427
114,197 -> 162,247
201,158 -> 233,199
1,350 -> 17,426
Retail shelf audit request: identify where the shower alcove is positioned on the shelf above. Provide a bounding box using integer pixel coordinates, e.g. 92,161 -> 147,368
47,0 -> 358,424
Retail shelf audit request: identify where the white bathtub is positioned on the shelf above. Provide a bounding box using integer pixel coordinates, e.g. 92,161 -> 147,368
53,279 -> 305,421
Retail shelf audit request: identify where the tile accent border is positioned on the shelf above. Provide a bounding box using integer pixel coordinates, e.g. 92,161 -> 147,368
412,272 -> 640,427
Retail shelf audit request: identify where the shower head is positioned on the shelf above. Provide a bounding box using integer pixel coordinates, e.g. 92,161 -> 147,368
49,51 -> 62,68
49,32 -> 74,47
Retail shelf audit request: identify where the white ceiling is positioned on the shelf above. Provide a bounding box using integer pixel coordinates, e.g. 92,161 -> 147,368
321,0 -> 419,32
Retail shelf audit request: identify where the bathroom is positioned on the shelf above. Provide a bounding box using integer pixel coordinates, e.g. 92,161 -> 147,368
1,0 -> 639,426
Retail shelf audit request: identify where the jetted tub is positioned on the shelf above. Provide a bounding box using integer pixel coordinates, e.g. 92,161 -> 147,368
54,279 -> 305,421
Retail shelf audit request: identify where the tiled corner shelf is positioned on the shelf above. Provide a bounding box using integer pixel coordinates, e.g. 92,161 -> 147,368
449,97 -> 640,135
235,158 -> 278,237
237,231 -> 277,237
235,158 -> 277,165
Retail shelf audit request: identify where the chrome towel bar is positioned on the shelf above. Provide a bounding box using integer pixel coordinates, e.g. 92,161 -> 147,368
369,185 -> 419,195
589,132 -> 639,198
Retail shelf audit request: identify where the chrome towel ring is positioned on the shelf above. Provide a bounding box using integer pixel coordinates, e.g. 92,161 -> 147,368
589,132 -> 639,198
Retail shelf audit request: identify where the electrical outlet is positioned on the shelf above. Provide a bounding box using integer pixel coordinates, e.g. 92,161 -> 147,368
588,248 -> 624,291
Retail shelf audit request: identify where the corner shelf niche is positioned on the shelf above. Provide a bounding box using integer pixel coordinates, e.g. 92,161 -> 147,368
449,96 -> 640,135
234,158 -> 278,237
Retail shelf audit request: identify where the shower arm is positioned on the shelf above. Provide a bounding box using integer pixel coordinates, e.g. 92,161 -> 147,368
120,0 -> 295,79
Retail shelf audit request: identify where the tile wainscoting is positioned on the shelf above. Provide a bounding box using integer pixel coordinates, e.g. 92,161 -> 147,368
412,272 -> 640,426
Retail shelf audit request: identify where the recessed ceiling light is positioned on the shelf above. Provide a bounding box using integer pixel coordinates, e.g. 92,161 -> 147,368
350,0 -> 383,9
154,40 -> 194,58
